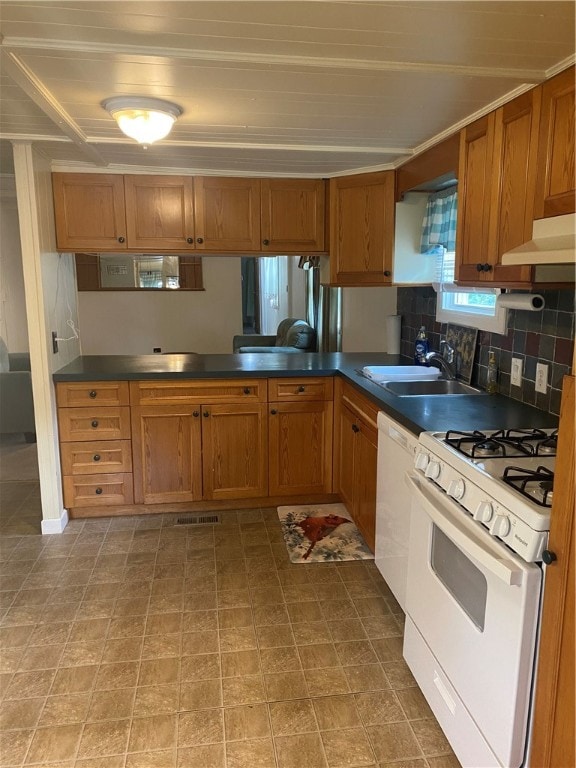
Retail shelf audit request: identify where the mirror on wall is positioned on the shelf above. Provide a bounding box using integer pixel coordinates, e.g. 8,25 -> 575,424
75,253 -> 204,291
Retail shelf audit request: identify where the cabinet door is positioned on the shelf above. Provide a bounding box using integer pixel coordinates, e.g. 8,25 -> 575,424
336,403 -> 357,514
488,91 -> 540,286
534,66 -> 576,218
52,173 -> 127,251
124,175 -> 195,250
269,401 -> 333,496
455,114 -> 496,283
201,403 -> 268,500
194,177 -> 261,250
353,421 -> 378,552
131,405 -> 202,504
261,179 -> 325,252
330,171 -> 394,285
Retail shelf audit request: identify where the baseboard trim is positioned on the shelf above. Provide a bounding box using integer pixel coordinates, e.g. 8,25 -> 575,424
41,509 -> 69,535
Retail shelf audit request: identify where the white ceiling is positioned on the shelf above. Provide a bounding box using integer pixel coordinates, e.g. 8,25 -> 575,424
1,1 -> 574,177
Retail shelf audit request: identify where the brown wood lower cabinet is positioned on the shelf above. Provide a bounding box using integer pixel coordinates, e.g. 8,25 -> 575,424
334,379 -> 378,551
268,400 -> 333,496
131,405 -> 203,504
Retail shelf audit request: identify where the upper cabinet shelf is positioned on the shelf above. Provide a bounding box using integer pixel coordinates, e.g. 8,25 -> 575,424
52,174 -> 327,254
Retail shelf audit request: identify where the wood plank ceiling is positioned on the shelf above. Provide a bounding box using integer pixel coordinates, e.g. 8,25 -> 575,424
0,1 -> 574,176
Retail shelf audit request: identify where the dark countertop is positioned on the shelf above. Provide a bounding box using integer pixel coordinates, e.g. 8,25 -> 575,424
54,352 -> 558,436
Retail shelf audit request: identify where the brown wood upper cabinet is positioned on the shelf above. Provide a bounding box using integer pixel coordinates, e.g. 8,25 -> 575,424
260,178 -> 325,252
124,175 -> 195,250
534,65 -> 576,219
53,174 -> 127,251
329,171 -> 395,286
456,88 -> 543,287
53,173 -> 327,254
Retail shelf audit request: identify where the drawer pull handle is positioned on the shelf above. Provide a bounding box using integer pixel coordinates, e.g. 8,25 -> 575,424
186,237 -> 193,244
91,420 -> 99,428
298,386 -> 305,392
243,387 -> 250,394
89,390 -> 97,399
118,236 -> 125,244
270,409 -> 277,415
193,411 -> 200,418
93,454 -> 101,462
197,237 -> 204,244
262,239 -> 270,246
95,487 -> 103,495
203,411 -> 209,417
352,424 -> 360,433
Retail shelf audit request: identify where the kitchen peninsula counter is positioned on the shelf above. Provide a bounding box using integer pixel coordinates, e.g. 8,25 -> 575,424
54,352 -> 558,435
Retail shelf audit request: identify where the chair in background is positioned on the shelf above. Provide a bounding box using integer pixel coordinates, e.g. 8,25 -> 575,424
0,337 -> 36,442
233,318 -> 317,354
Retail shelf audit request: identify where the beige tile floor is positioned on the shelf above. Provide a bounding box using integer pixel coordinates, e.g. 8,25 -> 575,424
0,440 -> 461,768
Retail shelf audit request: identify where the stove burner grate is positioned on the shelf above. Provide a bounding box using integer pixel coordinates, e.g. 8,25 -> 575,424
444,428 -> 558,459
503,465 -> 555,508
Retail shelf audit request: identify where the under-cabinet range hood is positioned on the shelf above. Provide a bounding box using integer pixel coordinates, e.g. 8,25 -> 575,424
501,213 -> 575,265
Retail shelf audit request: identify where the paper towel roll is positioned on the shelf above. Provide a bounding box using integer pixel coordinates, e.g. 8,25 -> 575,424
496,293 -> 545,311
385,315 -> 401,354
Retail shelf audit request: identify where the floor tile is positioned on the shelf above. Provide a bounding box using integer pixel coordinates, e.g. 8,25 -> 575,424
274,732 -> 328,768
224,704 -> 271,741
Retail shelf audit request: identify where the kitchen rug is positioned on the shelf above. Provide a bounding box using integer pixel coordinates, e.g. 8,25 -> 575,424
278,503 -> 374,563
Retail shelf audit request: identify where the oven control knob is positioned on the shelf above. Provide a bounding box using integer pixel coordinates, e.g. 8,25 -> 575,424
448,478 -> 465,500
415,451 -> 429,471
474,501 -> 493,523
490,514 -> 511,537
425,460 -> 441,480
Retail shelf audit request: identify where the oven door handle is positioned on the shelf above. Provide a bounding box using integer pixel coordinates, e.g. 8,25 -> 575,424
405,472 -> 524,586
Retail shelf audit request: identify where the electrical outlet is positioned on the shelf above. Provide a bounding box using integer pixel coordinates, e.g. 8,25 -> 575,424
511,357 -> 523,387
535,363 -> 549,394
51,331 -> 58,354
153,347 -> 162,353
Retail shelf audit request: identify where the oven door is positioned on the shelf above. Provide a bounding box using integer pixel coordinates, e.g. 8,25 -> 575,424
404,471 -> 542,768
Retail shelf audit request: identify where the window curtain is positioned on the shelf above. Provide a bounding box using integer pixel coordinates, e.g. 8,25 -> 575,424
419,188 -> 458,291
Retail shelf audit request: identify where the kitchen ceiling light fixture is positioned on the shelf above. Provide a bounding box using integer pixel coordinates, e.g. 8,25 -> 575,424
102,96 -> 182,145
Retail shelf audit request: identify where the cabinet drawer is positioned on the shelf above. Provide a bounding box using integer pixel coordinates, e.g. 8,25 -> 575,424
60,440 -> 132,475
268,377 -> 333,402
56,381 -> 130,408
63,473 -> 133,508
58,407 -> 131,442
130,379 -> 266,405
340,382 -> 379,429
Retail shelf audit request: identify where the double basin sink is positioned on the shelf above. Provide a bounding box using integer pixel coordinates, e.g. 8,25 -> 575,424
362,366 -> 487,397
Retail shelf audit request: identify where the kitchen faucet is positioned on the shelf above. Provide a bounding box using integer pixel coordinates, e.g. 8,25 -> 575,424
425,349 -> 457,379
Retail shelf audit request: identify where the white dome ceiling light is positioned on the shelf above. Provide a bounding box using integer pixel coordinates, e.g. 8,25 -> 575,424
102,97 -> 183,145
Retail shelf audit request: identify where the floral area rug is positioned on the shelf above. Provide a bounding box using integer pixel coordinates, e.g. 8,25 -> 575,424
277,503 -> 374,563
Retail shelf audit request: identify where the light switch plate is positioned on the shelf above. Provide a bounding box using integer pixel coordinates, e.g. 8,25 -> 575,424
511,358 -> 523,387
535,363 -> 548,394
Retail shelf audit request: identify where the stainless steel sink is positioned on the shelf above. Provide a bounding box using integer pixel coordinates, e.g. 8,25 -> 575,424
381,379 -> 487,396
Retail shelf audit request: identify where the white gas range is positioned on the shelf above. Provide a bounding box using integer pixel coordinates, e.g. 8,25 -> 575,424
403,426 -> 557,768
415,427 -> 557,562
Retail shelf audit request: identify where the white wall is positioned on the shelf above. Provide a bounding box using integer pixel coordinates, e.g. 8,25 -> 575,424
0,180 -> 29,351
77,257 -> 243,354
341,286 -> 398,352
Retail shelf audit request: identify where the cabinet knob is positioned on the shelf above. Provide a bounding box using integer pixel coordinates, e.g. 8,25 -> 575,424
243,387 -> 250,394
483,263 -> 492,272
95,487 -> 103,495
118,236 -> 125,243
476,263 -> 484,272
352,424 -> 360,433
542,550 -> 557,565
193,411 -> 200,417
197,237 -> 204,244
203,411 -> 209,417
93,454 -> 101,462
262,239 -> 270,246
298,386 -> 305,392
91,420 -> 99,428
384,270 -> 391,277
270,409 -> 277,415
89,390 -> 97,399
186,237 -> 194,244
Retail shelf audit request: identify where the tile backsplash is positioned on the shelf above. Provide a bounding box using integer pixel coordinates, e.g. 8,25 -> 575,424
397,287 -> 575,416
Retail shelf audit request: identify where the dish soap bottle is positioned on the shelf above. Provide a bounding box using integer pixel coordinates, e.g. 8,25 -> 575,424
486,350 -> 498,394
414,326 -> 429,365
